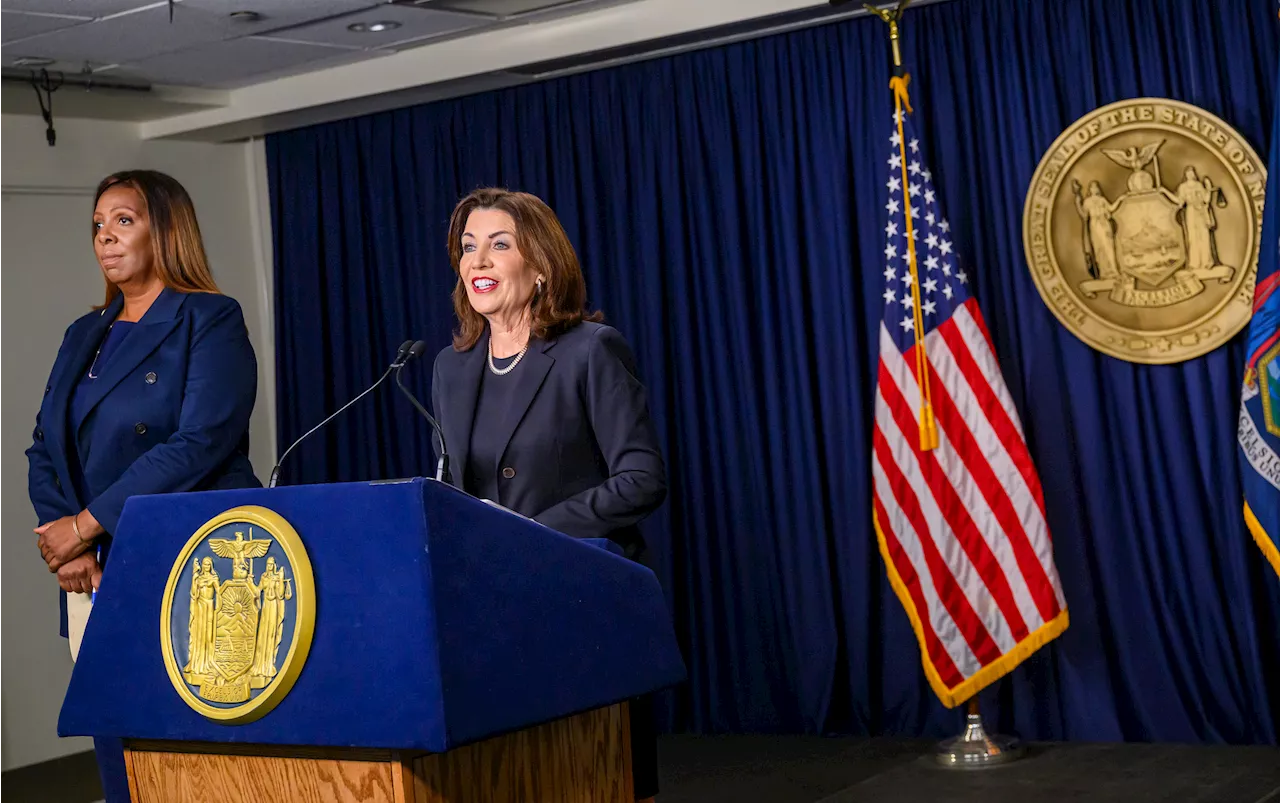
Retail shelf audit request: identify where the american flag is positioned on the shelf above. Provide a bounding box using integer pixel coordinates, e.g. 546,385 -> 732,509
872,103 -> 1068,706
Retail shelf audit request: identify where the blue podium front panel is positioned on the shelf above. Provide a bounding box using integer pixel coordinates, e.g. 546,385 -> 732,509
60,479 -> 684,752
425,484 -> 686,745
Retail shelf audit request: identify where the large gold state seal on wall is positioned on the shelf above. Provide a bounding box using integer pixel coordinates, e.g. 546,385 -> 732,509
1023,98 -> 1265,363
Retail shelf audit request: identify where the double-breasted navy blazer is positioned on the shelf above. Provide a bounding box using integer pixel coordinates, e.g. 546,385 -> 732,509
26,287 -> 260,542
431,321 -> 666,557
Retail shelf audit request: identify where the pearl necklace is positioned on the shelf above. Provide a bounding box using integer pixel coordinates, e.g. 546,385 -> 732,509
488,339 -> 529,376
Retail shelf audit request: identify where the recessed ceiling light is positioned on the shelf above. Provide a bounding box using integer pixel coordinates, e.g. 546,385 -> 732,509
13,57 -> 56,67
229,10 -> 263,22
347,20 -> 402,33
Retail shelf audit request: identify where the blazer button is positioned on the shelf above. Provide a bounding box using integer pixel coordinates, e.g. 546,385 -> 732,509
34,427 -> 44,442
145,372 -> 157,385
134,422 -> 148,435
45,385 -> 51,394
501,467 -> 516,479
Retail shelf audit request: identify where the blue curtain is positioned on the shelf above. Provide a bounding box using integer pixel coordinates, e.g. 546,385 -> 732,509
266,0 -> 1280,743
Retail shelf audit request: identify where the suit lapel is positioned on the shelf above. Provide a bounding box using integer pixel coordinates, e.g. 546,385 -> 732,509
443,330 -> 487,490
74,288 -> 185,440
492,336 -> 554,465
46,298 -> 119,505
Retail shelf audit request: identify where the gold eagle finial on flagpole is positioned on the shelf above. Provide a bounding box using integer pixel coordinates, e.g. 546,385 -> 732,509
864,0 -> 911,68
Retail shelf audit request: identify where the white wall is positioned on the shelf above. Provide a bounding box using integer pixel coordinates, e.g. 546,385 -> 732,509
0,112 -> 276,770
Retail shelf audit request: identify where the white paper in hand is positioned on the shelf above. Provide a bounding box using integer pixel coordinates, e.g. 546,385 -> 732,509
67,592 -> 93,662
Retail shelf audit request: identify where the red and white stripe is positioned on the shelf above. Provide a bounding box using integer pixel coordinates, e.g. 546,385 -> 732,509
873,298 -> 1066,699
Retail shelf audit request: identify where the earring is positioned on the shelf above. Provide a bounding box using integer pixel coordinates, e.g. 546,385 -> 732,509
536,278 -> 544,293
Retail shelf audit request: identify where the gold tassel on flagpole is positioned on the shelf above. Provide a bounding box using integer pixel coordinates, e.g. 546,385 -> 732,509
890,75 -> 939,452
870,0 -> 938,452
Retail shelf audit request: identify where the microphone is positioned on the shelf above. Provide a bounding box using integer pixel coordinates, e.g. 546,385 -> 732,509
268,340 -> 414,488
393,340 -> 451,484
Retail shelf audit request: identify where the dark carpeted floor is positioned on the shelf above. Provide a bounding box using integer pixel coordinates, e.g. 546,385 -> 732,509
657,735 -> 1280,803
6,735 -> 1279,802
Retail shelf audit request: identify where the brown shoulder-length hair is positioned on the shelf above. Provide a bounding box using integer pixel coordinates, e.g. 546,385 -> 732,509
93,170 -> 220,307
447,188 -> 602,351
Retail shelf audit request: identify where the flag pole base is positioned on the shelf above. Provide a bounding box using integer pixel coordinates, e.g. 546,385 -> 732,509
934,701 -> 1023,769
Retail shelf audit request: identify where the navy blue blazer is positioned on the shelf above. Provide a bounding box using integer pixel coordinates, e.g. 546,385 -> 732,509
431,321 -> 666,557
26,287 -> 260,541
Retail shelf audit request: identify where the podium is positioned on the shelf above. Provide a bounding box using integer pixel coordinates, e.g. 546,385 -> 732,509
59,479 -> 685,802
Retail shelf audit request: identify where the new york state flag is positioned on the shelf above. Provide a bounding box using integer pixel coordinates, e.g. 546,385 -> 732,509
1238,57 -> 1280,579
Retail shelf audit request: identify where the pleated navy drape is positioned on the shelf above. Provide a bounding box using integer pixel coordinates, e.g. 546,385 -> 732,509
266,0 -> 1280,743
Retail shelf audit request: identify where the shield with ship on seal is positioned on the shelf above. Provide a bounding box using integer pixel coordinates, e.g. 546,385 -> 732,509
1113,189 -> 1186,287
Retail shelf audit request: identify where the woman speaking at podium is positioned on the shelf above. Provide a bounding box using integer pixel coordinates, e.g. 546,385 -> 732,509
25,170 -> 261,802
431,188 -> 667,801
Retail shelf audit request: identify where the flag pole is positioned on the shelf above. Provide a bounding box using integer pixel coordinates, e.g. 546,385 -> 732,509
867,2 -> 1022,766
866,0 -> 938,452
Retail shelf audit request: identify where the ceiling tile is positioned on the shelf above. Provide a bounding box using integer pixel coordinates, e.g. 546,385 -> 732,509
230,44 -> 391,87
1,0 -> 637,94
179,0 -> 381,35
118,34 -> 383,89
2,11 -> 92,44
265,3 -> 485,49
0,1 -> 159,16
3,3 -> 242,65
425,0 -> 589,18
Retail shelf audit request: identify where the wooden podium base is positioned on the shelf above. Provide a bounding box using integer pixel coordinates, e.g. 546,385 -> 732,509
124,703 -> 633,803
